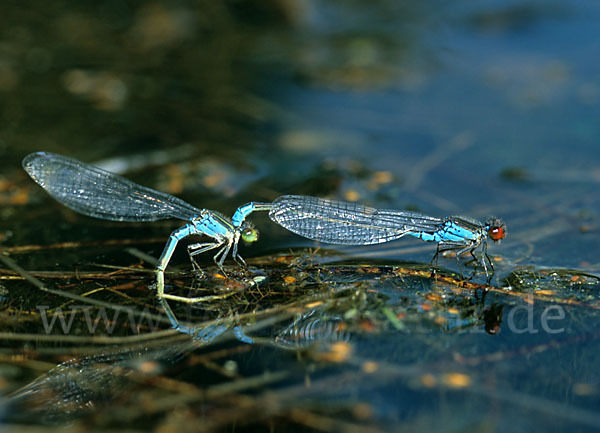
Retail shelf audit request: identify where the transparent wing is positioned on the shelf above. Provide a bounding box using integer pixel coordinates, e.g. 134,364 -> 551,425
23,152 -> 202,222
269,195 -> 444,245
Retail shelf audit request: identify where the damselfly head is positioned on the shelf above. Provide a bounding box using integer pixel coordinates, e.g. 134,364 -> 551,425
485,217 -> 506,242
240,223 -> 259,244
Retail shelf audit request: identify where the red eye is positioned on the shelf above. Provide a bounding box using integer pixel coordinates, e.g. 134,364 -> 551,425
489,225 -> 505,241
485,217 -> 506,242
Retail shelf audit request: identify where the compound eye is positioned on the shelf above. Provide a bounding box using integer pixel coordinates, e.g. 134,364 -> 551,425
241,228 -> 259,243
488,225 -> 505,241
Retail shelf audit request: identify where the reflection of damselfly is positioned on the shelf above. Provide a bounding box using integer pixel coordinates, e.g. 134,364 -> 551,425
23,152 -> 261,304
232,195 -> 506,278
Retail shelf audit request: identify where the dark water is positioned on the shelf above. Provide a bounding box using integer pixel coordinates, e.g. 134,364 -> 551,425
1,1 -> 600,432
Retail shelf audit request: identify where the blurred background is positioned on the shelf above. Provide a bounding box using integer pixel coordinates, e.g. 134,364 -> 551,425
1,1 -> 600,432
2,0 -> 599,267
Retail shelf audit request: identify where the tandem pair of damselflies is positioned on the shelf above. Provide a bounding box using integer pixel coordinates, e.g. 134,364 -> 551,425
23,152 -> 506,303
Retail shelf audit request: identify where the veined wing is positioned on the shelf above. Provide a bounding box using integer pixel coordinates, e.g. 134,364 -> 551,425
23,152 -> 202,222
269,195 -> 444,245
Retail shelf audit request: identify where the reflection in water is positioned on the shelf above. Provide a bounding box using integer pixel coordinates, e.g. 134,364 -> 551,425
163,261 -> 510,345
6,340 -> 197,424
483,303 -> 504,335
274,310 -> 351,349
4,258 -> 600,430
5,261 -> 504,425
